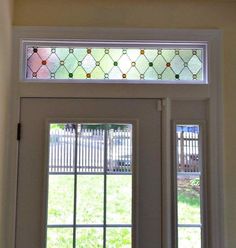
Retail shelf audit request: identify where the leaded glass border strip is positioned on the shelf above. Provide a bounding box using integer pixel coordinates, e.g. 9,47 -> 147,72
23,42 -> 206,83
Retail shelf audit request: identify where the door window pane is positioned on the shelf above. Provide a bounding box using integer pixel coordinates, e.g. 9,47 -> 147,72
46,123 -> 132,247
176,124 -> 202,248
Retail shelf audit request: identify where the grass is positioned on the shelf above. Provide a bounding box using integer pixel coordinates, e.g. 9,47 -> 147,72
47,175 -> 201,247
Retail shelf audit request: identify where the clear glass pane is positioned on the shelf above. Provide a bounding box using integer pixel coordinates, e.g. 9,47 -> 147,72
47,175 -> 74,224
76,228 -> 103,248
178,227 -> 201,248
76,175 -> 104,224
107,175 -> 132,224
178,175 -> 201,224
47,228 -> 73,248
106,228 -> 131,248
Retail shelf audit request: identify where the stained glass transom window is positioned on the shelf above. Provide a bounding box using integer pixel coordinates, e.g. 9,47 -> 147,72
25,45 -> 205,82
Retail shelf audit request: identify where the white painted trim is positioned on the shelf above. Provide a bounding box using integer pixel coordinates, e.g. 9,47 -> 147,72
9,27 -> 224,248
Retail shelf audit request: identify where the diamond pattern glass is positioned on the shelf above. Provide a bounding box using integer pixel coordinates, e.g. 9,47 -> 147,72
26,46 -> 204,81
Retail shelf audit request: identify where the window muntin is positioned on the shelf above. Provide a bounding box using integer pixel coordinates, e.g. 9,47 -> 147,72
176,124 -> 202,248
47,123 -> 133,248
24,43 -> 206,83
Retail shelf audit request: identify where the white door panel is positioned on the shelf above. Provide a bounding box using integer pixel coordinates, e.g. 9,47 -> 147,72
16,98 -> 162,248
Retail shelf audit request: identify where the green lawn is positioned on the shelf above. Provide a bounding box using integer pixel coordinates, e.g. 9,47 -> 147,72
47,175 -> 201,247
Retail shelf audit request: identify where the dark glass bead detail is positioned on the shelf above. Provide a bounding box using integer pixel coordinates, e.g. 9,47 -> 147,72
86,73 -> 91,78
193,50 -> 197,55
33,48 -> 38,53
87,49 -> 91,54
69,73 -> 73,78
114,62 -> 118,66
69,48 -> 74,53
96,61 -> 100,66
122,74 -> 126,79
32,72 -> 37,77
166,62 -> 171,67
140,50 -> 145,55
149,62 -> 153,67
175,74 -> 180,79
42,60 -> 47,65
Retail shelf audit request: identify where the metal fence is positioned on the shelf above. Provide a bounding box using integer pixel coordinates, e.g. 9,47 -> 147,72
49,127 -> 132,173
176,130 -> 200,173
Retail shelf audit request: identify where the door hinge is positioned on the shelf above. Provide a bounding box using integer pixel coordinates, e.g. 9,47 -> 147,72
17,123 -> 21,141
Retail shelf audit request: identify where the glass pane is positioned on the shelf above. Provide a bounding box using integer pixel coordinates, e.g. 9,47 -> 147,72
178,227 -> 201,248
26,46 -> 204,82
106,228 -> 131,248
47,228 -> 73,248
76,228 -> 103,248
47,175 -> 74,224
77,175 -> 104,224
178,175 -> 201,224
107,175 -> 132,224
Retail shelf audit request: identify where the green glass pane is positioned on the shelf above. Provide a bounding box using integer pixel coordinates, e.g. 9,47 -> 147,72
178,175 -> 201,224
73,67 -> 86,79
109,48 -> 123,61
73,48 -> 87,61
55,66 -> 69,79
162,68 -> 175,80
47,228 -> 73,248
171,55 -> 184,74
47,175 -> 74,224
81,54 -> 96,73
144,67 -> 157,80
106,228 -> 131,248
145,49 -> 158,62
76,228 -> 103,248
161,49 -> 175,62
77,175 -> 104,224
179,50 -> 194,62
55,48 -> 70,60
135,56 -> 149,74
178,227 -> 201,248
196,69 -> 203,80
153,55 -> 166,74
64,54 -> 79,73
179,67 -> 193,80
126,67 -> 140,80
188,56 -> 202,74
91,67 -> 105,79
100,54 -> 114,73
92,48 -> 106,61
107,175 -> 132,224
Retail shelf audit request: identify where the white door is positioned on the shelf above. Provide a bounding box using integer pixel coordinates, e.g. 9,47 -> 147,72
16,98 -> 162,248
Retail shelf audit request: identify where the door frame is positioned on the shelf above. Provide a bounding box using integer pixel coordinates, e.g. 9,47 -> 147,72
7,27 -> 224,248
